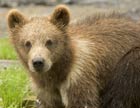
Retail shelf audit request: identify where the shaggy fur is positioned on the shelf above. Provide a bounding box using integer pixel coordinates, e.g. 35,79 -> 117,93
7,5 -> 140,108
101,47 -> 140,108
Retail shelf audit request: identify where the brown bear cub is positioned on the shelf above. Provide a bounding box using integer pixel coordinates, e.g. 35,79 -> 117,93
7,5 -> 140,108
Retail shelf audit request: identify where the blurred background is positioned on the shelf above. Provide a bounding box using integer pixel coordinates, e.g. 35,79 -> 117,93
1,1 -> 140,108
1,0 -> 140,37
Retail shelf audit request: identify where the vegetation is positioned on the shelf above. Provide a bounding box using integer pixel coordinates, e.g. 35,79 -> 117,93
0,66 -> 31,108
0,37 -> 17,60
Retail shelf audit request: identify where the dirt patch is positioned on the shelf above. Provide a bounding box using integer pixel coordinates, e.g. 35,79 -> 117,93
0,60 -> 19,69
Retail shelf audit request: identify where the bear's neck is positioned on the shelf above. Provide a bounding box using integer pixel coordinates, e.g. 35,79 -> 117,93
49,46 -> 73,87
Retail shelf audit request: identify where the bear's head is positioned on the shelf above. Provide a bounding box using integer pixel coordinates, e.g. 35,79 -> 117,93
7,5 -> 71,74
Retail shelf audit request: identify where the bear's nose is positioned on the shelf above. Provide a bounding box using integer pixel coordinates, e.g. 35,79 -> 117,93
32,58 -> 44,71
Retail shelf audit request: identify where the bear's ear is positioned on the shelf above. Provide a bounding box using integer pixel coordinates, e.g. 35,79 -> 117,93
50,5 -> 70,29
7,9 -> 27,29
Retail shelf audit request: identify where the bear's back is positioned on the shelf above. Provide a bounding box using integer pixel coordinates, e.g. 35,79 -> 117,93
68,13 -> 140,88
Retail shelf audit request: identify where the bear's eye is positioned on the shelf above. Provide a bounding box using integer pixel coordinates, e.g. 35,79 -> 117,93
25,41 -> 32,49
45,39 -> 53,47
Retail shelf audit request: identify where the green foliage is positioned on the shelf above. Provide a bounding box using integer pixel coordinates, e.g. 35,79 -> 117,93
0,66 -> 30,108
0,37 -> 17,60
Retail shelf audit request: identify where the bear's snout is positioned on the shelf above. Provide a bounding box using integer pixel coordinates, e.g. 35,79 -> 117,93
32,57 -> 44,72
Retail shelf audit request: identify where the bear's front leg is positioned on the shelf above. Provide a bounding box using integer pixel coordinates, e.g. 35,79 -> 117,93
37,90 -> 65,108
60,78 -> 100,108
37,99 -> 65,108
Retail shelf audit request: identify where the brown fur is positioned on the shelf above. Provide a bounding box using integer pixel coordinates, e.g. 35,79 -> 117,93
101,47 -> 140,108
7,5 -> 140,108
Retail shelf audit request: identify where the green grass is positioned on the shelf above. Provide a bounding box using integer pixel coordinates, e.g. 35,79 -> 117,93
0,66 -> 30,108
0,37 -> 17,60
